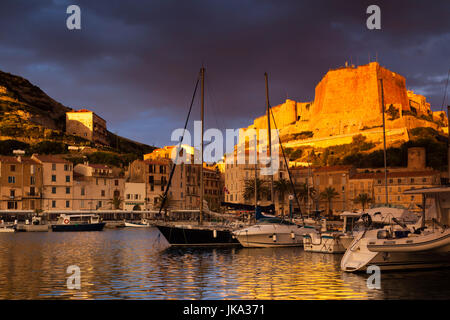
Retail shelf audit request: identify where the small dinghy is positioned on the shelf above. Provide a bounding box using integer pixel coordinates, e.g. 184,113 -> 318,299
124,219 -> 152,228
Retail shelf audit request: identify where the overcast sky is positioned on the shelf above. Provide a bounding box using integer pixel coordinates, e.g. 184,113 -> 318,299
0,0 -> 449,148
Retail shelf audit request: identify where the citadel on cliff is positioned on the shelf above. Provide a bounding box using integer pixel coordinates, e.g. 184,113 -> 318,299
244,62 -> 448,150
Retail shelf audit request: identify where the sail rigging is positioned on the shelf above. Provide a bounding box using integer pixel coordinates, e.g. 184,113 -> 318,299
158,73 -> 200,215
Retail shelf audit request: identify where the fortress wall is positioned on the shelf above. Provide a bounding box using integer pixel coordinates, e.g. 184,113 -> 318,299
376,65 -> 409,111
313,63 -> 381,118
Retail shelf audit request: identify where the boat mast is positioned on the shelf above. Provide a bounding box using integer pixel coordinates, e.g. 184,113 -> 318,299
380,79 -> 388,205
199,67 -> 205,225
265,72 -> 274,206
254,134 -> 258,220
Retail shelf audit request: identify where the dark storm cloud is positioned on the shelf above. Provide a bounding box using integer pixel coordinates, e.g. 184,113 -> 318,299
0,0 -> 449,147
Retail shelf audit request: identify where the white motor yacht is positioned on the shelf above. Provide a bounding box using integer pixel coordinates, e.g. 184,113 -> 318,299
233,216 -> 315,247
303,212 -> 361,253
341,187 -> 450,272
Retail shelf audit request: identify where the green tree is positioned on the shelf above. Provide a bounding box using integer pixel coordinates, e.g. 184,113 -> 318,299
243,178 -> 269,203
274,178 -> 291,214
109,195 -> 123,210
353,193 -> 372,211
320,187 -> 339,216
295,182 -> 316,212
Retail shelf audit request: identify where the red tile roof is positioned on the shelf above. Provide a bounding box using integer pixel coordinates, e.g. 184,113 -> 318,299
313,165 -> 354,172
350,170 -> 440,180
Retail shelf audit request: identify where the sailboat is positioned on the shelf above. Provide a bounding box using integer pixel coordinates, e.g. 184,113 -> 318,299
232,73 -> 315,247
340,85 -> 450,271
154,67 -> 240,246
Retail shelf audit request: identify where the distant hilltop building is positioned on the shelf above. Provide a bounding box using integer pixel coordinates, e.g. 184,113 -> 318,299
244,62 -> 448,149
66,109 -> 108,145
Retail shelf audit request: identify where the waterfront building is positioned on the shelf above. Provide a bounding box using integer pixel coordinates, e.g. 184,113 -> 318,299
124,182 -> 146,211
66,109 -> 108,145
0,156 -> 43,211
72,163 -> 125,210
31,155 -> 74,211
223,150 -> 288,214
311,165 -> 356,214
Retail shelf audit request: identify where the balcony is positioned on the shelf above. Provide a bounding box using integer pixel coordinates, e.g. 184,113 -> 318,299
25,192 -> 41,198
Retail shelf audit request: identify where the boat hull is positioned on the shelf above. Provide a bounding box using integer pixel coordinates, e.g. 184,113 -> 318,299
341,231 -> 450,272
51,223 -> 106,232
303,234 -> 346,253
0,228 -> 15,233
124,222 -> 151,228
233,224 -> 313,248
156,225 -> 240,246
234,232 -> 304,247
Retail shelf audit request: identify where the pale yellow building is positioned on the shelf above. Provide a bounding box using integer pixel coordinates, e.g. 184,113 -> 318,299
72,163 -> 124,210
66,109 -> 108,145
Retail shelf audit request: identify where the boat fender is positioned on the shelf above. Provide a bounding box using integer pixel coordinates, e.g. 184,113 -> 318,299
213,229 -> 217,238
273,234 -> 277,242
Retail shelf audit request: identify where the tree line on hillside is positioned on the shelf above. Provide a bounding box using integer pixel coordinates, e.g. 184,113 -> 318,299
284,128 -> 448,171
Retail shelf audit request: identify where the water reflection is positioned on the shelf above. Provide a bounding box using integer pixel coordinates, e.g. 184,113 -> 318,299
0,228 -> 448,299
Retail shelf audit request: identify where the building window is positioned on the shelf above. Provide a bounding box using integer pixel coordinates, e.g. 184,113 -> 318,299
81,200 -> 85,208
66,187 -> 70,194
66,200 -> 70,208
52,175 -> 56,182
52,187 -> 56,194
30,187 -> 35,196
52,163 -> 56,171
10,189 -> 15,197
8,176 -> 15,184
30,176 -> 35,185
66,176 -> 70,183
101,190 -> 105,197
98,201 -> 102,208
7,201 -> 17,209
81,188 -> 85,196
115,180 -> 119,186
52,200 -> 56,208
10,165 -> 15,172
30,200 -> 35,210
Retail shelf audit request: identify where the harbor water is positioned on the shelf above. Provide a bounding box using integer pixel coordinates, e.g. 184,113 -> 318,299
0,227 -> 449,300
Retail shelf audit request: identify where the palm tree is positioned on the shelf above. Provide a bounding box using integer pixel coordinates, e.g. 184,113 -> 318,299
353,193 -> 372,211
157,194 -> 172,210
274,178 -> 291,215
109,196 -> 123,210
320,187 -> 339,216
296,183 -> 316,213
243,178 -> 269,203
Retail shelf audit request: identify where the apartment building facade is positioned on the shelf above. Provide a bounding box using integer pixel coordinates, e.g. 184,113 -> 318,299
31,155 -> 74,211
0,156 -> 43,211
